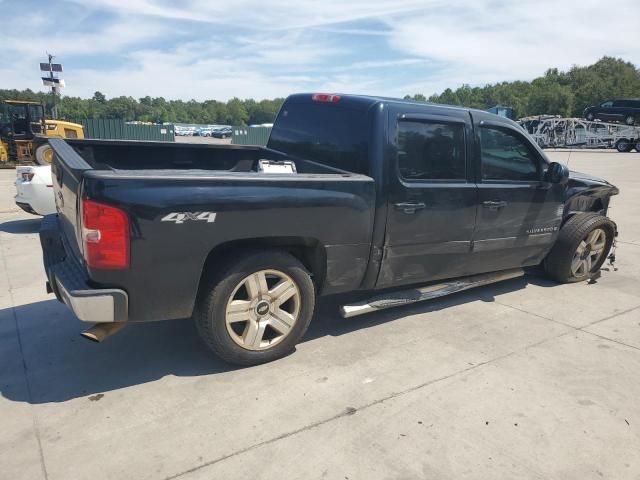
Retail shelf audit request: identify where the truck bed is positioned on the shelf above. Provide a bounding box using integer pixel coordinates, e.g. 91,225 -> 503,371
48,138 -> 377,323
64,138 -> 349,174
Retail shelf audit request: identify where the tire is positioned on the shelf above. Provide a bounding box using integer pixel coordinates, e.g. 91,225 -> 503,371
615,139 -> 632,152
635,141 -> 640,152
543,213 -> 615,283
625,115 -> 636,126
35,144 -> 54,165
585,112 -> 595,121
194,250 -> 315,366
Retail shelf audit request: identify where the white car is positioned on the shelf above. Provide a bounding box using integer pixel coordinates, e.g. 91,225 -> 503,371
14,165 -> 56,216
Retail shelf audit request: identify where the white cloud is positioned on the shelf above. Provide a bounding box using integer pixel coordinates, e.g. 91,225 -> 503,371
67,0 -> 434,29
1,0 -> 639,101
386,0 -> 640,95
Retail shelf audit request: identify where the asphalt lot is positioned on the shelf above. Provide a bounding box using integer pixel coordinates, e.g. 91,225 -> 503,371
1,149 -> 639,480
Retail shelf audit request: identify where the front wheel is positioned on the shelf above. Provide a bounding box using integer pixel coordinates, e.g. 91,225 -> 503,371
625,115 -> 636,126
544,213 -> 615,283
585,112 -> 595,121
194,250 -> 315,366
35,144 -> 54,165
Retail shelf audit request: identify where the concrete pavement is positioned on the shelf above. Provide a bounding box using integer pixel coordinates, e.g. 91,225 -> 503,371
1,150 -> 639,480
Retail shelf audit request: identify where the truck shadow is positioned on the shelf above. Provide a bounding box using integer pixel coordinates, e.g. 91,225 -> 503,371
309,274 -> 550,340
0,274 -> 551,404
0,218 -> 42,234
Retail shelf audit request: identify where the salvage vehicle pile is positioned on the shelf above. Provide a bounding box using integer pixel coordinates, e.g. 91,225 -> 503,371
519,115 -> 640,152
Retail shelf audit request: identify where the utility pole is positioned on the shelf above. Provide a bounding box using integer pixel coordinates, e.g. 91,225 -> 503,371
40,53 -> 64,119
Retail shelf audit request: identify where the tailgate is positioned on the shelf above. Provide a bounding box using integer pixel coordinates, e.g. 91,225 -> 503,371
49,138 -> 93,261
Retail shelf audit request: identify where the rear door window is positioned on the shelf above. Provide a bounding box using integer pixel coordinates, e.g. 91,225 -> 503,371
397,120 -> 466,181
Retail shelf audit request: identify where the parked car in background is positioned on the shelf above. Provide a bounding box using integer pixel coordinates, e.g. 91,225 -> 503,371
194,127 -> 214,137
174,125 -> 195,136
212,126 -> 232,139
584,99 -> 640,125
14,165 -> 55,215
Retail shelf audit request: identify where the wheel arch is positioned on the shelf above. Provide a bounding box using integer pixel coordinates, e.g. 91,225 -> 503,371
197,236 -> 327,299
31,136 -> 49,150
562,209 -> 617,237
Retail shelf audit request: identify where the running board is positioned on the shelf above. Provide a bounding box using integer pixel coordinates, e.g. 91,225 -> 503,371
340,268 -> 524,318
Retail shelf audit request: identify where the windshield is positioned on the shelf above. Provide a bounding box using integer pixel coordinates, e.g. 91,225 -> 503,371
28,104 -> 44,123
267,99 -> 370,174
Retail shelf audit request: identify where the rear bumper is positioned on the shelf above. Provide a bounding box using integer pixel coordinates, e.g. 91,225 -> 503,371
40,215 -> 128,323
15,181 -> 56,216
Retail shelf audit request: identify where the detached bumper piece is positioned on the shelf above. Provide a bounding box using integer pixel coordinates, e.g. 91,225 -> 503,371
40,215 -> 128,323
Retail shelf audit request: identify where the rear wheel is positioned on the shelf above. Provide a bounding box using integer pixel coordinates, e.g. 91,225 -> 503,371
544,213 -> 615,283
615,139 -> 632,152
194,250 -> 315,366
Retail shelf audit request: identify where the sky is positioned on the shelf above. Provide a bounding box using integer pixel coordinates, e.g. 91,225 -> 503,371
1,0 -> 639,102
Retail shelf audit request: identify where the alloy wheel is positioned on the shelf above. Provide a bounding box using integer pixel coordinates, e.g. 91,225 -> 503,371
225,269 -> 301,351
570,228 -> 607,277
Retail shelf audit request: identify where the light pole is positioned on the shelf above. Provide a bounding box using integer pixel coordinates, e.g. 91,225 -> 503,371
40,54 -> 64,119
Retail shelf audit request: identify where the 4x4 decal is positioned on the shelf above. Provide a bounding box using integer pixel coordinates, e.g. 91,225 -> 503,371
160,212 -> 217,224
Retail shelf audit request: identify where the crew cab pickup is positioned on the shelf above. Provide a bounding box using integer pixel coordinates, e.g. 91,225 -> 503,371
40,93 -> 619,365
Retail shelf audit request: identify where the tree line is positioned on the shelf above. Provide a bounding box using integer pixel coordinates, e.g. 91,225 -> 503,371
0,89 -> 283,126
407,57 -> 640,119
1,57 -> 638,125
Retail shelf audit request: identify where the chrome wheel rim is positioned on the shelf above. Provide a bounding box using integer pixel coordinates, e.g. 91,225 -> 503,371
571,228 -> 607,277
225,269 -> 300,351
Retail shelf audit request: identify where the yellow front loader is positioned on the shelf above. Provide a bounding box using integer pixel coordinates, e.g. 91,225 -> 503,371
0,100 -> 84,165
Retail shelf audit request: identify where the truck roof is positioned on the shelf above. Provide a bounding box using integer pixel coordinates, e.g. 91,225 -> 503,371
287,93 -> 517,126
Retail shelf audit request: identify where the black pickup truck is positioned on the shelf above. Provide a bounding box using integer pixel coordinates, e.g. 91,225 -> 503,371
40,93 -> 619,365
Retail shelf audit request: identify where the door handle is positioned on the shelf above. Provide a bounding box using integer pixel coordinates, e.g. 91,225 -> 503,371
482,200 -> 508,209
394,202 -> 426,214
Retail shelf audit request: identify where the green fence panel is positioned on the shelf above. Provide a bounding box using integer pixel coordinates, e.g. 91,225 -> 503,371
232,126 -> 272,146
72,119 -> 175,142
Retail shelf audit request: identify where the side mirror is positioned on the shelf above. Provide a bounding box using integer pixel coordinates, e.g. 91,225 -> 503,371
546,162 -> 569,185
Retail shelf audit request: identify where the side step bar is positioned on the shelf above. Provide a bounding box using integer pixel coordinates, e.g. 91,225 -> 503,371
340,268 -> 524,318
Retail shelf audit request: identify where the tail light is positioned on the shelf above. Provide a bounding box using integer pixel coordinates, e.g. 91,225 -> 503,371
81,199 -> 130,269
311,93 -> 341,103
